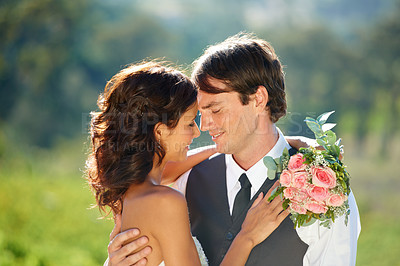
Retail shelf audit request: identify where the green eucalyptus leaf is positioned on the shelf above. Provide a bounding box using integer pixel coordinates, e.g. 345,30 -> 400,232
335,138 -> 342,146
326,130 -> 337,145
316,138 -> 326,147
303,217 -> 317,227
267,169 -> 276,180
305,119 -> 323,137
334,145 -> 341,158
322,123 -> 336,132
324,157 -> 336,164
305,117 -> 318,123
274,157 -> 283,172
263,156 -> 277,170
320,219 -> 332,229
282,148 -> 289,157
316,111 -> 335,125
319,135 -> 328,141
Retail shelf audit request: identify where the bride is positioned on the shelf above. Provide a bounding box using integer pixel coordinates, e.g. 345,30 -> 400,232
86,61 -> 289,265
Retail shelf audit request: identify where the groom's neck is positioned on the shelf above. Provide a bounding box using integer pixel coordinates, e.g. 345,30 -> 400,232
232,124 -> 279,171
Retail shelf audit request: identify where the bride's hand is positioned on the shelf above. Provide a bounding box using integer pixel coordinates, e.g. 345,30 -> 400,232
239,181 -> 289,248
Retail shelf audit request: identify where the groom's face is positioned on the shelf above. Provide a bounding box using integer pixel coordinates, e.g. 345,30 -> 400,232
197,78 -> 258,155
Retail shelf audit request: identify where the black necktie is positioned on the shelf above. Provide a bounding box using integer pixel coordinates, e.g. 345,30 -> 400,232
232,173 -> 252,221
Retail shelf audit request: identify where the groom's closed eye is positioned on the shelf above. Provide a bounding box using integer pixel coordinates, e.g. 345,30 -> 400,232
212,109 -> 221,114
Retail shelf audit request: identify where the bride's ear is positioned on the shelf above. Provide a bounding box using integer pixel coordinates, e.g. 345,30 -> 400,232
154,122 -> 169,143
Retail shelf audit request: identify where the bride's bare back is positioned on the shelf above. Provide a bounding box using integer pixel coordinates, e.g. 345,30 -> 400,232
121,182 -> 201,266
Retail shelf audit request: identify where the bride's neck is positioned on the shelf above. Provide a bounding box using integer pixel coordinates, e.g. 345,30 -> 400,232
147,158 -> 166,185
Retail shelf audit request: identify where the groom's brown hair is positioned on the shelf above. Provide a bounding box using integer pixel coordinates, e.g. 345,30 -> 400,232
192,32 -> 287,123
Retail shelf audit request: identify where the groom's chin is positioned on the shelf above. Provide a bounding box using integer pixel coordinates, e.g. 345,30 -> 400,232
214,143 -> 231,154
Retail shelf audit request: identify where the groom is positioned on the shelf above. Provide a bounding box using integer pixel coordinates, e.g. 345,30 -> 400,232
106,33 -> 361,265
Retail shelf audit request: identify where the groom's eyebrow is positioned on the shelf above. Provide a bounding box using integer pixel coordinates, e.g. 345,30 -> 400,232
201,101 -> 222,110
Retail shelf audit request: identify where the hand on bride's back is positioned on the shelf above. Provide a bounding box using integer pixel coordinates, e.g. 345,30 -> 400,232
240,181 -> 289,247
106,214 -> 152,266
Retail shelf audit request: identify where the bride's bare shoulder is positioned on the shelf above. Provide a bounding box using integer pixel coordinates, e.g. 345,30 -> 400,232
123,185 -> 188,223
146,185 -> 187,208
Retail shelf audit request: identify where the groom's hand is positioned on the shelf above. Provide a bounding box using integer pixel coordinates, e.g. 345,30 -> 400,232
107,214 -> 152,266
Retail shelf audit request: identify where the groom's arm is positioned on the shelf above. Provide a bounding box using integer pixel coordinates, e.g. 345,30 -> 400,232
301,191 -> 361,266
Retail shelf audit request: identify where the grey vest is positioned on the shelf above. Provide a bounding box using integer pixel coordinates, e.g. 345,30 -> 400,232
186,152 -> 308,266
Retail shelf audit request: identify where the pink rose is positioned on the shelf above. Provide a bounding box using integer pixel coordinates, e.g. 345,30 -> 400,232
290,202 -> 307,214
305,201 -> 328,214
326,193 -> 347,207
288,153 -> 306,171
280,169 -> 293,187
308,184 -> 329,202
283,187 -> 297,199
311,166 -> 337,188
292,171 -> 308,189
292,189 -> 308,203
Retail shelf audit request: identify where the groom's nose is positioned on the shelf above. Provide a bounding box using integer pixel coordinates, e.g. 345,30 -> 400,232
200,113 -> 213,132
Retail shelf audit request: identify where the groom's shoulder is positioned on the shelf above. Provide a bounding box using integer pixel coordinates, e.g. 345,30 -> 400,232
193,152 -> 225,171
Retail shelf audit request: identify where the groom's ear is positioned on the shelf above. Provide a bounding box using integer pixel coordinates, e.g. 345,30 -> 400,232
254,85 -> 269,112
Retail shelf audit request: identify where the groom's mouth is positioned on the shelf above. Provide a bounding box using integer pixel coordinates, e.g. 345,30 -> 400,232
184,141 -> 193,151
211,132 -> 224,141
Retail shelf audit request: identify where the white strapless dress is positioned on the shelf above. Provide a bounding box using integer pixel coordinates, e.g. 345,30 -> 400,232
158,236 -> 208,266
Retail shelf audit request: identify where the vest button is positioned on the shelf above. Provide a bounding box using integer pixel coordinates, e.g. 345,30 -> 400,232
226,231 -> 234,240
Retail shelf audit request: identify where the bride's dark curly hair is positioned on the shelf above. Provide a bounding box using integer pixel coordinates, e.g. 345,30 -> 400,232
85,62 -> 197,215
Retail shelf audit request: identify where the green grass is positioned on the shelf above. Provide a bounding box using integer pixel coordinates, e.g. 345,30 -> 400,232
356,215 -> 400,266
345,136 -> 400,266
0,136 -> 398,265
0,171 -> 113,266
0,138 -> 113,266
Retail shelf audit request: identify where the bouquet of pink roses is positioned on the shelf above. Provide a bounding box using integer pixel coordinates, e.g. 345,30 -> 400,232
266,111 -> 351,228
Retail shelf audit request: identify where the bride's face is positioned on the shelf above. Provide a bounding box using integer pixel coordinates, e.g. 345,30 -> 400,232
160,103 -> 200,162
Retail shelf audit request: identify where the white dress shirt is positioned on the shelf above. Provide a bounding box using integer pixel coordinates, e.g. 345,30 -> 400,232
173,127 -> 361,266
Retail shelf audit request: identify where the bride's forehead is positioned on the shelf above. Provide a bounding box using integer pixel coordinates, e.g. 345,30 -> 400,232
180,103 -> 198,119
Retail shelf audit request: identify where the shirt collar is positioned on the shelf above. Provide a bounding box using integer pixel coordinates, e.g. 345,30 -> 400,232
225,127 -> 291,192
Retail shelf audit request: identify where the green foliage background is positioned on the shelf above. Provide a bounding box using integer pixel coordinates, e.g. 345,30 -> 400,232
1,0 -> 399,265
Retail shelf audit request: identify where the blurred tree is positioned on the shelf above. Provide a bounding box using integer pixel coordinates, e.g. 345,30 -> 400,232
363,1 -> 400,155
0,0 -> 184,147
268,27 -> 365,137
0,0 -> 398,153
0,0 -> 96,146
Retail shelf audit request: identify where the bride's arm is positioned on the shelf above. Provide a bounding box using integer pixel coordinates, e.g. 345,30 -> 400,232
285,136 -> 317,149
285,136 -> 343,160
220,182 -> 289,266
161,145 -> 217,185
